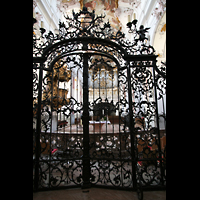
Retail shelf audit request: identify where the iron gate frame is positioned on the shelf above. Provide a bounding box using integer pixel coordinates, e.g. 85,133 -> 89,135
33,7 -> 166,198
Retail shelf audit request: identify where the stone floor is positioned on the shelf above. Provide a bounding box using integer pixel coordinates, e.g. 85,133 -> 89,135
33,188 -> 166,200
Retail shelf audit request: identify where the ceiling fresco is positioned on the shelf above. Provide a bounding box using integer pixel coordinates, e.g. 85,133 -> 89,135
82,0 -> 121,31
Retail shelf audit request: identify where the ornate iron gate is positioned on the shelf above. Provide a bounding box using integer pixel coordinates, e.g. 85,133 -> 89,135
33,7 -> 166,197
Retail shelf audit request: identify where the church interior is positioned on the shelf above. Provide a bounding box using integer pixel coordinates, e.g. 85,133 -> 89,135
33,1 -> 166,199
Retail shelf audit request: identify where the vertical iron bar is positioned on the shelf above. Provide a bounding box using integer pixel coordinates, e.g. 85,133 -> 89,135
117,68 -> 120,145
70,68 -> 72,133
34,62 -> 43,191
112,68 -> 114,134
99,66 -> 101,130
152,60 -> 164,185
82,41 -> 91,188
64,73 -> 66,135
105,70 -> 107,133
93,70 -> 95,134
162,95 -> 166,132
77,67 -> 78,133
63,75 -> 66,135
49,66 -> 55,188
127,62 -> 137,189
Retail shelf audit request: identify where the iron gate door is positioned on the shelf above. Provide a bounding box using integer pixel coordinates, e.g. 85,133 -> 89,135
33,7 -> 166,192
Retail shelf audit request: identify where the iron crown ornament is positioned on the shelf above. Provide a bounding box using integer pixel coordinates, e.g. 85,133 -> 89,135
33,7 -> 155,58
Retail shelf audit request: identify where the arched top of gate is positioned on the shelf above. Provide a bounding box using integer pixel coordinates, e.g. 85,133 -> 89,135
33,7 -> 156,65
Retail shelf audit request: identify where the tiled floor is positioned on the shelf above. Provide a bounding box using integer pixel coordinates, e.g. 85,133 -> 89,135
33,188 -> 166,200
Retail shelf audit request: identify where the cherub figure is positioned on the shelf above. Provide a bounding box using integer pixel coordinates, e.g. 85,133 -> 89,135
136,25 -> 150,43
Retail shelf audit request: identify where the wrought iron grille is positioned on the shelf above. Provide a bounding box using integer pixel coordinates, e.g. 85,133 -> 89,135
33,7 -> 166,199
